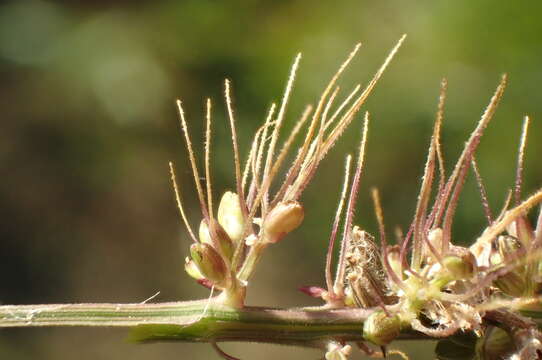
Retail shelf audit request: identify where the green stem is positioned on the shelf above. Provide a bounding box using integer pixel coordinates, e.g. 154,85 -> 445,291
2,300 -> 540,348
237,242 -> 267,282
0,300 -> 419,347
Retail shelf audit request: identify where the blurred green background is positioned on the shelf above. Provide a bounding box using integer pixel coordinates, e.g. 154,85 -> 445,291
0,1 -> 541,359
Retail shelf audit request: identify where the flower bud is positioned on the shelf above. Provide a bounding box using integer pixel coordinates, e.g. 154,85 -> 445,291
425,228 -> 444,263
199,219 -> 235,262
184,257 -> 204,280
494,270 -> 527,297
190,243 -> 228,285
443,255 -> 474,280
363,311 -> 401,346
387,245 -> 403,281
325,342 -> 352,360
497,235 -> 522,262
262,201 -> 304,243
298,286 -> 326,299
217,191 -> 246,244
476,326 -> 514,359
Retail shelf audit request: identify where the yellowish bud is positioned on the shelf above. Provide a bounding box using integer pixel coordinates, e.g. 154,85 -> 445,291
387,245 -> 403,281
184,257 -> 204,280
217,191 -> 246,244
199,219 -> 235,262
262,201 -> 304,243
199,220 -> 212,245
190,243 -> 228,285
426,228 -> 444,262
363,311 -> 401,346
325,343 -> 352,360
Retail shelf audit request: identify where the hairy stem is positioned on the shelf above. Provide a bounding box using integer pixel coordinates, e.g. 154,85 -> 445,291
0,300 -> 423,347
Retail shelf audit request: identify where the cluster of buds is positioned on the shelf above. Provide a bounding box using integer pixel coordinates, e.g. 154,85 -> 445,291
184,192 -> 244,290
489,216 -> 542,298
170,36 -> 406,309
165,36 -> 542,359
298,68 -> 542,360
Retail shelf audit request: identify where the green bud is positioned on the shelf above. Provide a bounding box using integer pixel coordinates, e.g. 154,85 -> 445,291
443,255 -> 474,280
184,257 -> 204,280
217,191 -> 246,244
262,201 -> 304,243
190,243 -> 228,285
476,326 -> 514,359
363,311 -> 401,346
494,270 -> 527,297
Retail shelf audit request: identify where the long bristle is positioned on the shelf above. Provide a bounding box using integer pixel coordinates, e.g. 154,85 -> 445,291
439,74 -> 507,250
321,35 -> 406,157
324,84 -> 362,133
250,104 -> 276,210
435,79 -> 447,190
471,156 -> 493,225
514,116 -> 530,205
334,113 -> 369,295
473,188 -> 542,252
274,43 -> 363,205
176,100 -> 209,220
411,79 -> 446,270
371,187 -> 404,287
261,53 -> 302,211
224,80 -> 248,222
205,98 -> 214,218
325,154 -> 352,295
168,162 -> 198,243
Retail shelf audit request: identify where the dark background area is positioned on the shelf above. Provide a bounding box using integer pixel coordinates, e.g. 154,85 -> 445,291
0,1 -> 541,359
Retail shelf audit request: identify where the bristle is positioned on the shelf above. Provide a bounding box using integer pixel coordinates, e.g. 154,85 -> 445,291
275,43 -> 363,205
248,104 -> 276,207
325,154 -> 352,295
411,109 -> 438,270
321,35 -> 406,157
262,53 -> 302,210
473,188 -> 542,252
514,116 -> 530,205
439,74 -> 508,251
324,84 -> 362,132
411,79 -> 447,270
168,162 -> 198,243
224,80 -> 248,221
435,78 -> 447,190
212,342 -> 241,360
176,100 -> 209,219
241,126 -> 259,199
471,156 -> 493,224
205,98 -> 214,218
371,187 -> 404,287
334,113 -> 369,295
267,105 -> 313,205
322,86 -> 341,126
